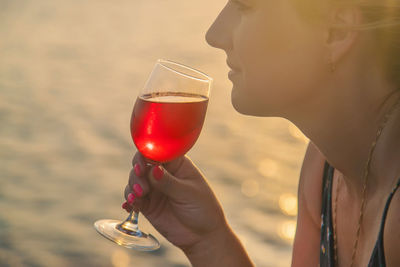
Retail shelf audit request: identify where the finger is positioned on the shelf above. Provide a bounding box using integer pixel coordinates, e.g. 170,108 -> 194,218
124,195 -> 145,213
148,164 -> 188,198
163,156 -> 185,174
124,184 -> 133,200
122,201 -> 132,213
164,156 -> 203,183
124,183 -> 147,209
123,186 -> 137,213
131,152 -> 150,174
128,167 -> 150,198
122,185 -> 146,213
131,198 -> 146,213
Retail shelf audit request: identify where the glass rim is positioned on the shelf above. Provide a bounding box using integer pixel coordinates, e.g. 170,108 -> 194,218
157,59 -> 213,83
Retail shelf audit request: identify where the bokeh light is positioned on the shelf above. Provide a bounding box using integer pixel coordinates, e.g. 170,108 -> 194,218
278,220 -> 297,242
241,179 -> 260,198
258,158 -> 279,178
278,193 -> 298,216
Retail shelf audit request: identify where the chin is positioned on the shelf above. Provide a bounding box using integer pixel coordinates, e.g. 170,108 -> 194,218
230,83 -> 292,118
231,90 -> 271,117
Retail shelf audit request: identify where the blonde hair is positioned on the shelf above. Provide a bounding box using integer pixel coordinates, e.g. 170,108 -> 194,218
292,0 -> 400,87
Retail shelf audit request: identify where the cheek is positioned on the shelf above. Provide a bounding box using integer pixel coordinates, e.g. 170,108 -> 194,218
232,14 -> 325,115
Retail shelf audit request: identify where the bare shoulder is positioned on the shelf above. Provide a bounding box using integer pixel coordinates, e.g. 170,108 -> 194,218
291,142 -> 327,266
298,141 -> 326,227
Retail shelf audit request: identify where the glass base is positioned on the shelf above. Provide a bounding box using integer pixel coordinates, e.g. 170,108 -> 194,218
94,219 -> 160,251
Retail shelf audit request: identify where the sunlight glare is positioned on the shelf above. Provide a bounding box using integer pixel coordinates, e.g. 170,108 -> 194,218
146,142 -> 154,150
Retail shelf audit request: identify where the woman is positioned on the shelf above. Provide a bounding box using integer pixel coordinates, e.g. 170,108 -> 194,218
123,0 -> 400,266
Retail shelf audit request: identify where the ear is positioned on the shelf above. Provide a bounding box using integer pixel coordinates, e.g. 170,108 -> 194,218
324,6 -> 362,64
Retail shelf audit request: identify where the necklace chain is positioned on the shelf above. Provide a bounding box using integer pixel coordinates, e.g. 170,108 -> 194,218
333,98 -> 400,267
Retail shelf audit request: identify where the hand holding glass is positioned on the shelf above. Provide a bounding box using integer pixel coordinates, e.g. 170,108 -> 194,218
94,60 -> 212,250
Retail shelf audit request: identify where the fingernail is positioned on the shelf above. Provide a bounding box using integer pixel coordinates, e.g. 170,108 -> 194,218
122,201 -> 129,210
133,184 -> 143,197
153,165 -> 164,180
134,163 -> 141,176
127,193 -> 136,204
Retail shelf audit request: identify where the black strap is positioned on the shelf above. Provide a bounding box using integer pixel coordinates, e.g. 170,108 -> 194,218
368,177 -> 400,267
320,162 -> 335,267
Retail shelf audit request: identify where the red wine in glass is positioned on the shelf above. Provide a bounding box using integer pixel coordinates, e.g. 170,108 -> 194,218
131,92 -> 209,163
94,59 -> 212,251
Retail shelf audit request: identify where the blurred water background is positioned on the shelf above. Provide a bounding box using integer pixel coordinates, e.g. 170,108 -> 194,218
0,0 -> 309,266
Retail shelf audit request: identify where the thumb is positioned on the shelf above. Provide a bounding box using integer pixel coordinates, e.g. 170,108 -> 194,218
148,164 -> 186,198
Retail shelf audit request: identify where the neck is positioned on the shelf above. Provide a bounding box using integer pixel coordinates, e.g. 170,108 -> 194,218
288,71 -> 400,200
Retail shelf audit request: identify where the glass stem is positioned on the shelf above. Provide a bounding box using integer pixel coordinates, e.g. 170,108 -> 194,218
126,211 -> 139,227
116,162 -> 155,236
116,211 -> 142,236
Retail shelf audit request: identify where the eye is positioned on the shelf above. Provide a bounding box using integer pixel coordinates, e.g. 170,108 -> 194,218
230,0 -> 252,12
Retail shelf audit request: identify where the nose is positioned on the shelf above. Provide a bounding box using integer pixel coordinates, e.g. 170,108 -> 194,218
205,4 -> 234,51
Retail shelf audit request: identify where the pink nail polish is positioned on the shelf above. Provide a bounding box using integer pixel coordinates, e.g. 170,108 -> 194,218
133,184 -> 143,197
127,193 -> 136,204
153,165 -> 164,180
134,163 -> 141,176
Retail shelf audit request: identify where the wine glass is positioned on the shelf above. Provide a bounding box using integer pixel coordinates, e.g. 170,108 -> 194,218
94,59 -> 212,251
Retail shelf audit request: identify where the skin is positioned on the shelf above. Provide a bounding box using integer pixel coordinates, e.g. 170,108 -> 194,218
125,0 -> 400,266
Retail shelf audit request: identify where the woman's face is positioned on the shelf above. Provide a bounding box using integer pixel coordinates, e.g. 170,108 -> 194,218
206,0 -> 329,117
